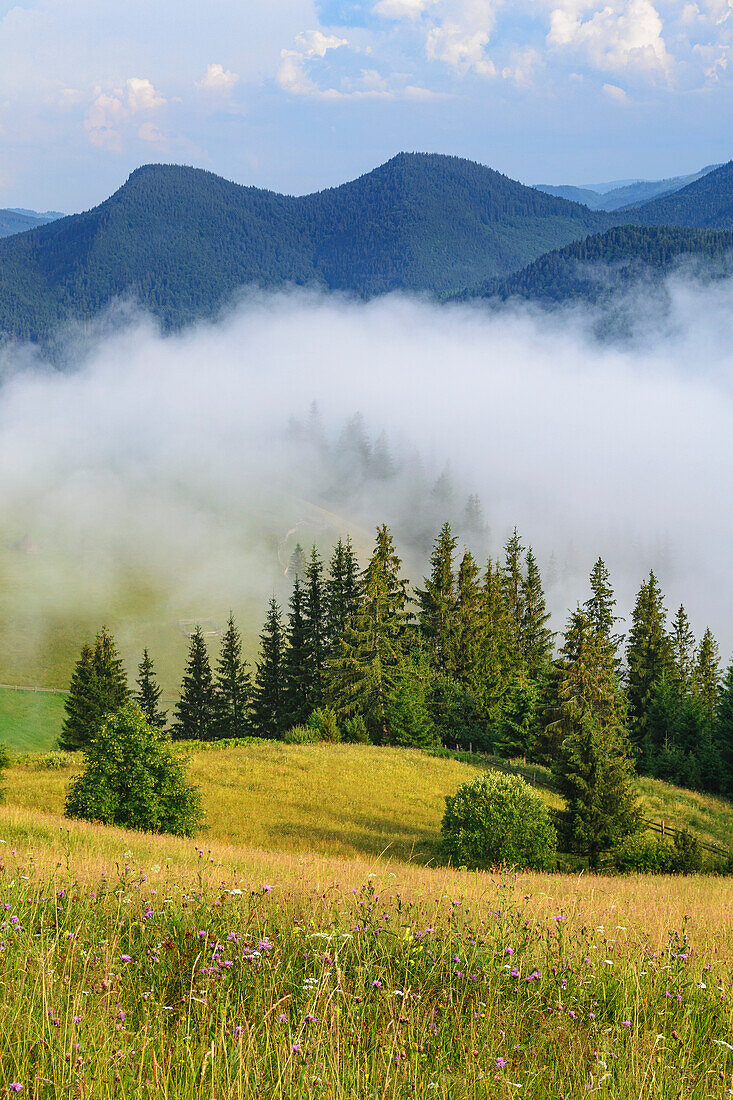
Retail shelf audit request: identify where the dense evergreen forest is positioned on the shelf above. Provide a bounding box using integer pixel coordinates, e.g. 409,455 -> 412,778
63,523 -> 733,801
2,154 -> 733,342
630,161 -> 733,228
0,154 -> 615,341
465,226 -> 733,304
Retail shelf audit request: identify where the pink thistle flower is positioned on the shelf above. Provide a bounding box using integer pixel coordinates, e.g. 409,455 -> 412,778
120,955 -> 132,963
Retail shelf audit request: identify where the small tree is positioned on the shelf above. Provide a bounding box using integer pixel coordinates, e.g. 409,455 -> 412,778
135,649 -> 167,730
65,702 -> 203,836
441,771 -> 556,871
173,626 -> 217,741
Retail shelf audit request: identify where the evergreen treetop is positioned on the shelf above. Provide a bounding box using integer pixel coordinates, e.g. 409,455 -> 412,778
135,649 -> 167,731
214,613 -> 252,740
173,626 -> 216,742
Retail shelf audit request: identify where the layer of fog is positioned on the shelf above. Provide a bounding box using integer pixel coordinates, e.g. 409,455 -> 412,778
2,277 -> 733,681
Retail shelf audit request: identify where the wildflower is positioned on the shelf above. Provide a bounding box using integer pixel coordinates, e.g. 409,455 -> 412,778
276,1014 -> 288,1023
622,1021 -> 631,1028
72,1016 -> 82,1023
262,885 -> 273,893
234,1026 -> 245,1036
291,1044 -> 302,1053
504,947 -> 514,956
120,955 -> 132,963
258,939 -> 273,951
496,1058 -> 507,1068
9,1085 -> 22,1093
371,980 -> 382,989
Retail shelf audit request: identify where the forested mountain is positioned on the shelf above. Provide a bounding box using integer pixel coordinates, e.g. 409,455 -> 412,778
0,208 -> 63,239
536,164 -> 720,212
0,154 -> 613,341
461,226 -> 733,305
628,161 -> 733,227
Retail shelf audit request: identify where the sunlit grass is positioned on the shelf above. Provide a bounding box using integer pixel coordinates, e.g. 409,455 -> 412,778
0,806 -> 731,1098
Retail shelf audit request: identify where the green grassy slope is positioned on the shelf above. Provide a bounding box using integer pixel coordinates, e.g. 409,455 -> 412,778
5,742 -> 731,862
0,687 -> 66,751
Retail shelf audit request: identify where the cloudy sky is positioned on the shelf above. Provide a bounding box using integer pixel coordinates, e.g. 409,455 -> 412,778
0,0 -> 731,211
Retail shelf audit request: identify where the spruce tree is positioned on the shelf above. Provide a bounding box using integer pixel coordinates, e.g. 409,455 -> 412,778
303,546 -> 327,709
288,543 -> 306,581
416,522 -> 458,673
173,626 -> 217,741
477,558 -> 515,715
326,525 -> 408,742
448,549 -> 483,689
60,628 -> 129,751
325,536 -> 361,653
625,572 -> 672,748
715,664 -> 733,795
496,673 -> 539,759
384,653 -> 437,749
584,557 -> 622,658
135,649 -> 167,731
520,547 -> 554,681
282,576 -> 311,729
694,626 -> 720,728
553,609 -> 638,868
214,613 -> 251,740
501,528 -> 525,644
670,605 -> 696,692
60,643 -> 97,751
251,598 -> 287,739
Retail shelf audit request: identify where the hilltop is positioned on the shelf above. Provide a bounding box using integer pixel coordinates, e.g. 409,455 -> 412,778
0,154 -> 612,340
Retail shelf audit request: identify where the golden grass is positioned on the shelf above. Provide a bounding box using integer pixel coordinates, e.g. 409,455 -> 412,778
1,801 -> 732,960
7,742 -> 731,866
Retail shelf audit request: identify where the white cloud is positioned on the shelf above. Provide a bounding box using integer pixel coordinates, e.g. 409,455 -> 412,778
195,63 -> 240,95
296,30 -> 350,57
548,0 -> 672,77
425,1 -> 499,77
84,77 -> 166,152
603,80 -> 630,100
501,46 -> 542,84
374,0 -> 437,18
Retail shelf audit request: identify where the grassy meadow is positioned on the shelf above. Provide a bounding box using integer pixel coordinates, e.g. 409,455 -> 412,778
1,743 -> 732,1096
0,687 -> 65,752
0,803 -> 732,1098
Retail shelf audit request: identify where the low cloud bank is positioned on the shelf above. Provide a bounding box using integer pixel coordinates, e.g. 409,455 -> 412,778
1,279 -> 733,674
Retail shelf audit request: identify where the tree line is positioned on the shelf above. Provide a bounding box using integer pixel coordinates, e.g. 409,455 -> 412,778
61,522 -> 733,805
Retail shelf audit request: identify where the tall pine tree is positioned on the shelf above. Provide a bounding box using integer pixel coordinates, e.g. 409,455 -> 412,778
415,522 -> 457,674
625,571 -> 672,749
303,546 -> 327,709
60,627 -> 129,751
135,649 -> 167,731
251,598 -> 287,739
553,609 -> 638,868
448,549 -> 483,689
282,576 -> 311,729
214,613 -> 252,739
520,547 -> 554,681
584,557 -> 622,659
326,525 -> 408,742
173,626 -> 217,741
325,536 -> 361,654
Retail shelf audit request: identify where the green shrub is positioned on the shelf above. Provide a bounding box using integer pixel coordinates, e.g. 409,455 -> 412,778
65,702 -> 203,837
282,725 -> 319,744
613,834 -> 677,873
672,828 -> 703,873
441,771 -> 557,871
308,708 -> 341,742
614,829 -> 704,874
341,715 -> 370,743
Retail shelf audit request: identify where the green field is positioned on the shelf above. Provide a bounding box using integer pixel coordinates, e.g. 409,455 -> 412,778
0,749 -> 732,1098
5,741 -> 732,862
0,686 -> 66,751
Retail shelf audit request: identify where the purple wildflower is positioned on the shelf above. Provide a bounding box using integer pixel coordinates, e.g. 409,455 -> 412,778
120,955 -> 132,963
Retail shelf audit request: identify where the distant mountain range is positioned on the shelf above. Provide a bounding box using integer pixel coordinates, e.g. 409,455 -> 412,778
0,207 -> 64,239
0,153 -> 732,342
534,164 -> 721,212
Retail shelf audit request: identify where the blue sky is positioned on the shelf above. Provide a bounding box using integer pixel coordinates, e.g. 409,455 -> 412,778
0,0 -> 731,210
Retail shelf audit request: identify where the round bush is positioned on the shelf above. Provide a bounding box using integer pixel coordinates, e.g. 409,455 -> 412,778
441,771 -> 557,871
